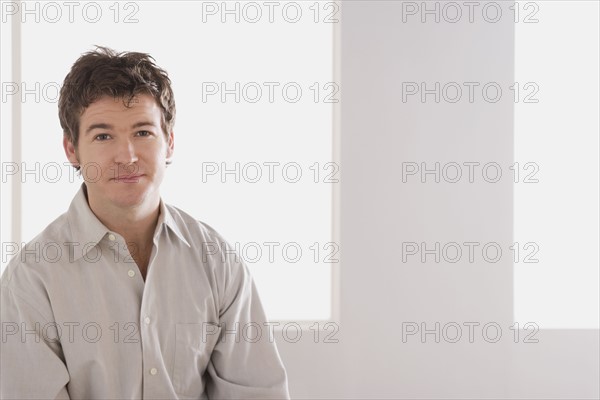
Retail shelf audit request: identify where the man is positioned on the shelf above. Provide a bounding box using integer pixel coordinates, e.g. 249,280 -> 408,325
0,47 -> 290,399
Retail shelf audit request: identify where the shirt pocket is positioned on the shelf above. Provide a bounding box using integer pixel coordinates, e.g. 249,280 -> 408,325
172,322 -> 221,398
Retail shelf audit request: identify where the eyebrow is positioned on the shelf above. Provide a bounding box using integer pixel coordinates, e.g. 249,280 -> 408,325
85,121 -> 157,135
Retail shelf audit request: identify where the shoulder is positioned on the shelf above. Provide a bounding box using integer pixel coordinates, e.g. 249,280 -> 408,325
163,204 -> 247,278
2,212 -> 71,283
1,213 -> 70,320
165,204 -> 234,249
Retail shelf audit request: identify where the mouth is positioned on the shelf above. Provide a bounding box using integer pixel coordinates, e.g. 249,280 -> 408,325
113,174 -> 144,183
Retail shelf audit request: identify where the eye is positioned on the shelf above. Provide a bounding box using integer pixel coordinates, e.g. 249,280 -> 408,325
95,134 -> 110,141
136,130 -> 152,137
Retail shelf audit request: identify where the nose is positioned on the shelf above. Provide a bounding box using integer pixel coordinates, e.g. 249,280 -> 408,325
114,138 -> 139,167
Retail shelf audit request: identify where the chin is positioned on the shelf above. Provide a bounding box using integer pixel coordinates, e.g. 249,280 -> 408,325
110,184 -> 155,208
114,195 -> 146,208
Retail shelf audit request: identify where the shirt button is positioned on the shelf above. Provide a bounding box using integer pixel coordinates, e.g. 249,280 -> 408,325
108,234 -> 116,241
144,316 -> 151,325
128,270 -> 135,278
150,368 -> 158,375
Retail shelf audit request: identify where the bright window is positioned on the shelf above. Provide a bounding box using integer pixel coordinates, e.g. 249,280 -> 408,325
1,1 -> 338,321
514,1 -> 599,328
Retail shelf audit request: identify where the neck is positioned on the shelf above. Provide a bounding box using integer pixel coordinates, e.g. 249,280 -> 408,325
85,187 -> 161,248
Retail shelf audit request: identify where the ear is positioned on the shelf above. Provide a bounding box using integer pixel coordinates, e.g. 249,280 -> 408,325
63,135 -> 79,167
166,130 -> 175,160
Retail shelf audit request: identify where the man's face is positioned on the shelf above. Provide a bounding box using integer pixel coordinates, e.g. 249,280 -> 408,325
63,94 -> 174,211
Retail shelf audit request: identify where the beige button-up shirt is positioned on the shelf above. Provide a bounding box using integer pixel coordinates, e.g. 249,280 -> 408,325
1,184 -> 290,399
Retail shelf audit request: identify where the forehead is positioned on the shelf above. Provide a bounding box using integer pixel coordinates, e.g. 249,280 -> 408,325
80,94 -> 161,124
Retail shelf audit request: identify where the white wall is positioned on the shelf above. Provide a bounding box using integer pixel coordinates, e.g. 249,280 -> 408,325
275,2 -> 599,398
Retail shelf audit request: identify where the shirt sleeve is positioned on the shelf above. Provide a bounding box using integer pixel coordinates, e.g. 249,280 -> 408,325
0,284 -> 71,400
205,241 -> 290,400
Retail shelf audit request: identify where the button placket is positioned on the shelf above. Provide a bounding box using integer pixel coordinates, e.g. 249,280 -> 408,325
109,233 -> 139,279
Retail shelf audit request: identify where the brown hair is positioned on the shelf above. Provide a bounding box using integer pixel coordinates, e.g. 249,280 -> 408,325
59,46 -> 175,150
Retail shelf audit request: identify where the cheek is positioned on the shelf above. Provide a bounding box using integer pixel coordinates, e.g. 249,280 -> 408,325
79,147 -> 105,163
144,152 -> 168,175
152,144 -> 170,164
81,164 -> 105,183
78,149 -> 116,181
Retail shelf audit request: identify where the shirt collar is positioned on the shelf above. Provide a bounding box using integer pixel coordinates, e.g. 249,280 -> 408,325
67,183 -> 190,261
155,195 -> 191,248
